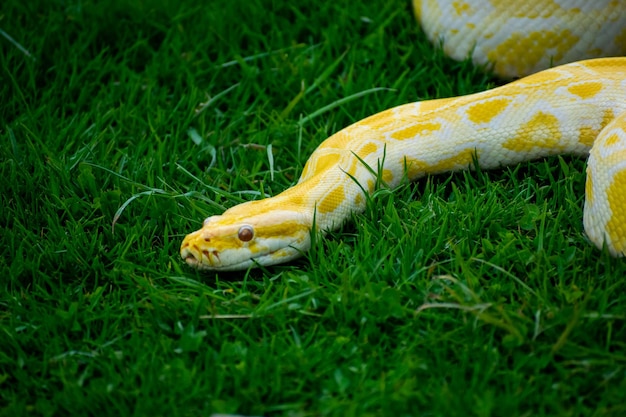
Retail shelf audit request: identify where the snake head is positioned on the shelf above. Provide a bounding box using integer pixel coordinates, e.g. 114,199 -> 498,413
180,202 -> 312,271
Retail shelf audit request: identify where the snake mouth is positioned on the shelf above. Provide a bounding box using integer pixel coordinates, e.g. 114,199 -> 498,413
180,244 -> 262,271
181,245 -> 218,269
183,252 -> 200,267
181,243 -> 283,271
181,246 -> 200,267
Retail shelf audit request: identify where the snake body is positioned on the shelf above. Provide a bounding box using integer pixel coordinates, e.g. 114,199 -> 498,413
414,0 -> 626,78
181,1 -> 626,271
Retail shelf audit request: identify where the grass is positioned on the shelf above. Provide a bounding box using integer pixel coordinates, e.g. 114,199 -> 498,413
2,0 -> 626,416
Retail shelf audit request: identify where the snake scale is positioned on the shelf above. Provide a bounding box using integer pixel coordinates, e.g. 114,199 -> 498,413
181,0 -> 626,271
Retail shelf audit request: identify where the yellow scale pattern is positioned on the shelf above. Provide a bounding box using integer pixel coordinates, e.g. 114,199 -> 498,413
180,1 -> 626,271
415,0 -> 626,78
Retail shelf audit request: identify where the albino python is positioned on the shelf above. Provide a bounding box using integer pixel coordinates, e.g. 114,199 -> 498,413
181,0 -> 626,271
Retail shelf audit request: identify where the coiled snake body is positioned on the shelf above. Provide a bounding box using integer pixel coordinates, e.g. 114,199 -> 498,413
181,0 -> 626,271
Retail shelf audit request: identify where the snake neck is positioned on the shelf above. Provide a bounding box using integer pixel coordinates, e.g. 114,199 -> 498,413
265,170 -> 363,233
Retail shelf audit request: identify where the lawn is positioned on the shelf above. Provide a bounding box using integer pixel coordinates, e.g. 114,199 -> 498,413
2,0 -> 626,416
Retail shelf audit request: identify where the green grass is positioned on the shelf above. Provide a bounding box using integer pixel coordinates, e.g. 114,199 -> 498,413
2,0 -> 626,416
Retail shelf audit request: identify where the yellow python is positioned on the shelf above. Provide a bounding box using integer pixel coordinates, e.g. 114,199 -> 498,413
181,0 -> 626,271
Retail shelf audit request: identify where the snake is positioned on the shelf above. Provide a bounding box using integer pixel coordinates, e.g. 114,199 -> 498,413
180,0 -> 626,271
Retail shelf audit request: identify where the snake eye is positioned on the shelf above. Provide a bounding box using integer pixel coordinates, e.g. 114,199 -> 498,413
237,225 -> 254,242
203,217 -> 211,226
